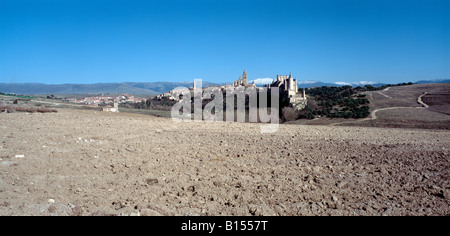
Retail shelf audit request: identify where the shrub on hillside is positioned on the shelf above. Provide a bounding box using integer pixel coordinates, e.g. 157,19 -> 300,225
281,107 -> 297,122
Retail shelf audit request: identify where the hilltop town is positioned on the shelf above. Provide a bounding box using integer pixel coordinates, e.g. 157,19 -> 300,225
156,70 -> 308,111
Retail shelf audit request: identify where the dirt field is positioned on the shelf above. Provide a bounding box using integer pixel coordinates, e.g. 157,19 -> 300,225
0,108 -> 449,216
421,93 -> 450,115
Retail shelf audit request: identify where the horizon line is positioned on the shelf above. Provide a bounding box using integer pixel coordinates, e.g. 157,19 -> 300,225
1,78 -> 449,86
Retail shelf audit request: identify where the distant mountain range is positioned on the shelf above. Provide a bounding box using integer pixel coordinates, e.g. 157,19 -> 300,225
0,81 -> 213,95
293,79 -> 449,88
0,79 -> 448,95
248,78 -> 384,88
250,78 -> 386,88
414,79 -> 450,84
300,81 -> 389,88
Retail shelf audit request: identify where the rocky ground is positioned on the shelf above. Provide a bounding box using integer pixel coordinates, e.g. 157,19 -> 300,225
0,109 -> 449,215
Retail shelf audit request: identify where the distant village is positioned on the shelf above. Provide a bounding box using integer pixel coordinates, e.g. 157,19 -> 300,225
63,93 -> 146,106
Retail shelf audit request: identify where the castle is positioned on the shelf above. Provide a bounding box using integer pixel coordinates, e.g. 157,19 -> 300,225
232,70 -> 307,110
270,73 -> 307,110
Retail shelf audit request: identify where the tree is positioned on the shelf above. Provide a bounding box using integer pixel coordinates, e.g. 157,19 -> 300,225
364,85 -> 375,91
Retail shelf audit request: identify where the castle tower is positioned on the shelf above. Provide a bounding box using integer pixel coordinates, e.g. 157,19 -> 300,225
284,75 -> 288,90
289,73 -> 294,91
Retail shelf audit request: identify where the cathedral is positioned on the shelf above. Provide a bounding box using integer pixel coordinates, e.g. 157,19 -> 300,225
232,70 -> 249,87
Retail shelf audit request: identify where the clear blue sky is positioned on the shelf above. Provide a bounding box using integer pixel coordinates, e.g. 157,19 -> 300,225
0,0 -> 448,84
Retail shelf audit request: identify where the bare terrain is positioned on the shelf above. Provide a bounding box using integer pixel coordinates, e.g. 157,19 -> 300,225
290,83 -> 450,130
0,107 -> 449,216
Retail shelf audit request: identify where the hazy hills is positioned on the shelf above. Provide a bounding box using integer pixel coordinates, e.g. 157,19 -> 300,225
294,79 -> 449,88
0,82 -> 205,95
415,79 -> 450,84
0,79 -> 448,95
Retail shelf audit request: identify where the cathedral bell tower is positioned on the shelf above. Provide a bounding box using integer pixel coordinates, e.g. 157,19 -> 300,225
242,70 -> 248,85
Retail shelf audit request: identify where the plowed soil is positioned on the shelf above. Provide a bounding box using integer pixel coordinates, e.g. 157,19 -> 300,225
1,109 -> 449,215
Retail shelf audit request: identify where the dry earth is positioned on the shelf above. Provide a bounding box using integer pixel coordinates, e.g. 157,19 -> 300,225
289,83 -> 450,130
0,109 -> 449,216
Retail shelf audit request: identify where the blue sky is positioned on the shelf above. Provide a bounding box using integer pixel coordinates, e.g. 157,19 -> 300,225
0,0 -> 448,84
